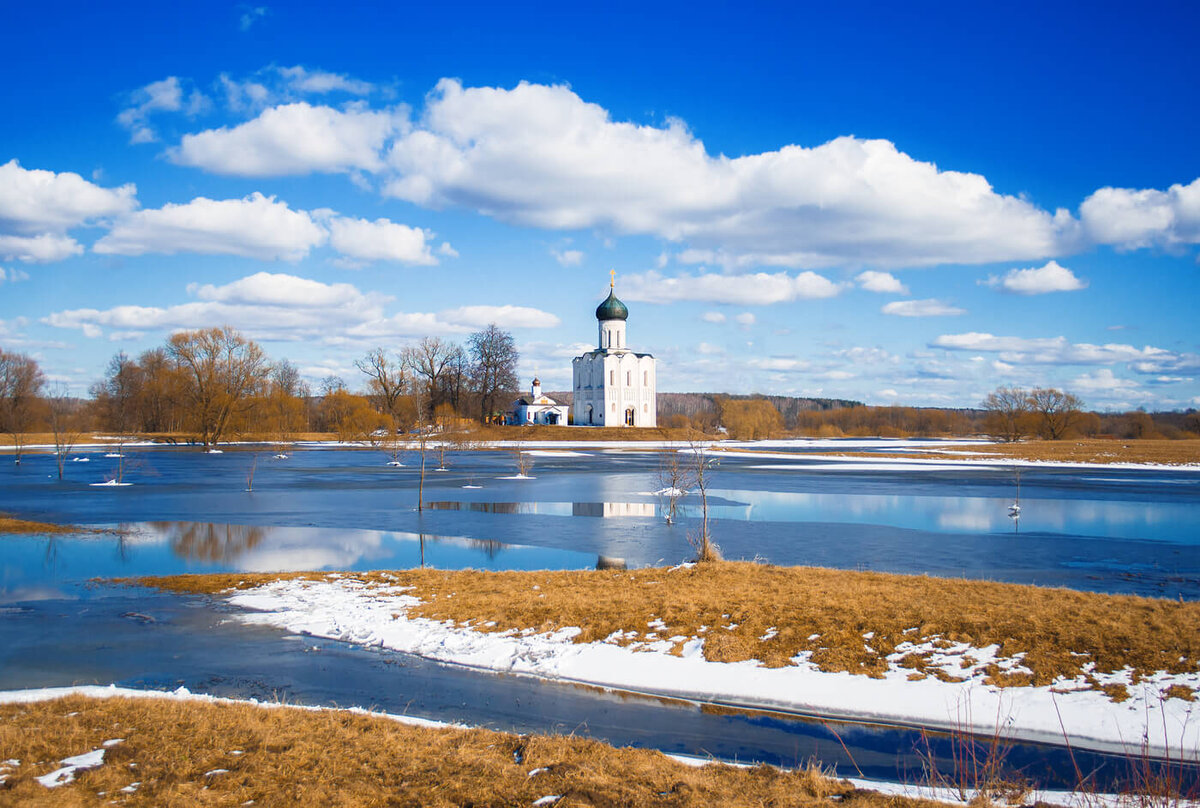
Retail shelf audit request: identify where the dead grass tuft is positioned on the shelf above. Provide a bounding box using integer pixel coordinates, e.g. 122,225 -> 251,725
0,694 -> 948,807
137,563 -> 1200,699
0,514 -> 92,535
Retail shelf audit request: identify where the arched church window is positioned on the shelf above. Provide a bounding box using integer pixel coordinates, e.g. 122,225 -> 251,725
609,370 -> 614,385
626,371 -> 631,386
643,370 -> 648,386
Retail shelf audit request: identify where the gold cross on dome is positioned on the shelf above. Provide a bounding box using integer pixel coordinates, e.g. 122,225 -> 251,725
610,268 -> 616,289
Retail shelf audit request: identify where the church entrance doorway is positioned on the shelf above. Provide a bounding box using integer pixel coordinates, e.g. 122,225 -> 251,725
624,407 -> 635,426
586,404 -> 593,425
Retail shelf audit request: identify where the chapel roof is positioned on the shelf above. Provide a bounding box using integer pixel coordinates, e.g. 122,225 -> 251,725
595,289 -> 629,321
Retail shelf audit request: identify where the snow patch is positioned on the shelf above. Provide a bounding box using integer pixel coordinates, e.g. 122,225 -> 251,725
217,578 -> 1200,759
36,748 -> 106,788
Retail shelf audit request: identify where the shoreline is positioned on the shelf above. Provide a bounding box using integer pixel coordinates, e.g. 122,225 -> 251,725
2,435 -> 1198,470
138,568 -> 1200,761
0,685 -> 1179,806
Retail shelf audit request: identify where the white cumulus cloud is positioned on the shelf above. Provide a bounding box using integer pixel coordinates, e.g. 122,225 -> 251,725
439,305 -> 561,329
881,299 -> 965,317
117,76 -> 208,144
187,272 -> 367,307
43,271 -> 558,344
932,332 -> 1194,370
1080,177 -> 1200,250
551,248 -> 583,267
380,79 -> 1073,269
170,102 -> 402,176
622,269 -> 842,305
0,160 -> 137,235
855,270 -> 908,294
327,216 -> 436,265
982,260 -> 1087,294
93,193 -> 327,261
44,272 -> 391,342
1071,368 -> 1140,393
748,357 -> 810,372
701,311 -> 726,323
0,233 -> 84,263
276,66 -> 373,96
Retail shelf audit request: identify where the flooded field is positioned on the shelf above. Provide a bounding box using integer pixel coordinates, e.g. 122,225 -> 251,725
1,440 -> 1197,787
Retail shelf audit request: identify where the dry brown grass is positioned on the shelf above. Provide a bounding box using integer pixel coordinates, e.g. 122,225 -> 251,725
811,439 -> 1200,466
138,563 -> 1200,699
0,514 -> 90,535
0,693 -> 941,807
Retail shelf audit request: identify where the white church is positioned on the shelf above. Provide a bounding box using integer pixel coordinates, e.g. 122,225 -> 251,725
571,276 -> 657,427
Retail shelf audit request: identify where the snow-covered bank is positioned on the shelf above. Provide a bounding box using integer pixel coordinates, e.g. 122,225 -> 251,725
220,577 -> 1199,761
0,686 -> 1178,807
0,683 -> 460,731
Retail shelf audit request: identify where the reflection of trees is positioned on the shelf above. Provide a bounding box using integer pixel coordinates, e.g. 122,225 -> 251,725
466,539 -> 505,560
157,521 -> 267,562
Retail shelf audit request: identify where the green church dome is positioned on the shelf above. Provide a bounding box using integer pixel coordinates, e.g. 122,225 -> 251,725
595,289 -> 629,321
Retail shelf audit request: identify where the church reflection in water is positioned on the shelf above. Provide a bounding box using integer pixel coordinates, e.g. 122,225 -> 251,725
423,500 -> 658,518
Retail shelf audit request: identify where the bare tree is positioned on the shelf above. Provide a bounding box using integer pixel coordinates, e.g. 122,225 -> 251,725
686,441 -> 720,562
265,360 -> 308,457
136,347 -> 184,434
0,348 -> 45,464
513,441 -> 533,477
356,348 -> 408,429
167,327 -> 269,449
468,324 -> 519,423
403,337 -> 463,416
47,385 -> 84,480
410,392 -> 435,511
1027,388 -> 1083,440
981,386 -> 1031,443
656,445 -> 693,525
91,351 -> 141,459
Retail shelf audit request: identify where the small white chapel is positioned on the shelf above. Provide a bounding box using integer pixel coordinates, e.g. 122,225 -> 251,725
512,378 -> 569,425
571,273 -> 657,427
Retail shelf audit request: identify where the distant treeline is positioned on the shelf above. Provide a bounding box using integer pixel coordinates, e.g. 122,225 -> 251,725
4,330 -> 1198,453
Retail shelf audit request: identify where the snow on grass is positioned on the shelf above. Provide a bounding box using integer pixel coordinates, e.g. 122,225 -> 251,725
0,685 -> 1187,806
218,577 -> 1199,760
0,684 -> 468,732
35,748 -> 107,788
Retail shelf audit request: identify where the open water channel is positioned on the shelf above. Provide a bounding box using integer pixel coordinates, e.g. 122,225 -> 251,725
2,440 -> 1198,789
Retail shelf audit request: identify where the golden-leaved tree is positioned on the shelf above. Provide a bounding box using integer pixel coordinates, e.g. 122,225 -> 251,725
167,327 -> 269,449
0,348 -> 45,464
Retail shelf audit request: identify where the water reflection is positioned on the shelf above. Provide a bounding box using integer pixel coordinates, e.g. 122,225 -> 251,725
156,521 -> 267,563
0,522 -> 603,600
703,489 -> 1200,542
426,501 -> 659,518
424,489 -> 1200,543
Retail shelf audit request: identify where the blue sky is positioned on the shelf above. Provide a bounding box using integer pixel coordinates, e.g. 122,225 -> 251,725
1,1 -> 1197,410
